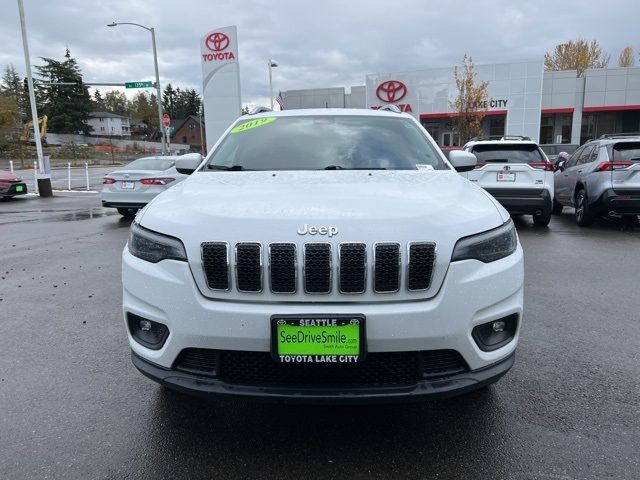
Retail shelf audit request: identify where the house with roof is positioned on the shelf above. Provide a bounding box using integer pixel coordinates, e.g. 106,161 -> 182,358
168,115 -> 206,152
87,111 -> 131,137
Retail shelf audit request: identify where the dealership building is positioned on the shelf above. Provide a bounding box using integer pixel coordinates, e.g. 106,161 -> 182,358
280,60 -> 640,146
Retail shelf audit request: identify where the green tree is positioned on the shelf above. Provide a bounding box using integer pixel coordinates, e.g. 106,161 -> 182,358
162,84 -> 201,119
544,39 -> 610,76
104,90 -> 129,116
1,64 -> 29,117
450,55 -> 489,144
129,91 -> 158,132
92,90 -> 106,110
35,49 -> 93,134
0,94 -> 21,139
162,83 -> 177,117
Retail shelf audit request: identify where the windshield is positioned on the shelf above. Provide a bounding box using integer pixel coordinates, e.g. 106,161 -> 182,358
122,157 -> 175,171
611,142 -> 640,162
471,144 -> 544,164
205,115 -> 448,171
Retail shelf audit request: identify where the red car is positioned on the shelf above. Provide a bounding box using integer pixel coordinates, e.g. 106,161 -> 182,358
0,172 -> 28,198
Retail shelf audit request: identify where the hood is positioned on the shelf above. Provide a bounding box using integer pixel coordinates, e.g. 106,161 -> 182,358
141,170 -> 502,232
138,170 -> 506,303
0,172 -> 22,182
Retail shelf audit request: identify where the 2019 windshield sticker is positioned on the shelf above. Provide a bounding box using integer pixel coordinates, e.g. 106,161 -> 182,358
231,117 -> 276,133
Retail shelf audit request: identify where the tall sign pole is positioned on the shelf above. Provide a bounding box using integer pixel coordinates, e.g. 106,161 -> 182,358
201,26 -> 241,152
150,27 -> 166,155
17,0 -> 52,197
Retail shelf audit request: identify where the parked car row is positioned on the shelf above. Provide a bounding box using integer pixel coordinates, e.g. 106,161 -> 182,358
453,134 -> 640,227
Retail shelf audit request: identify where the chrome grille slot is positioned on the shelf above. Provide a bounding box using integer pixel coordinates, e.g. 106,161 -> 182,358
201,242 -> 229,290
235,243 -> 262,292
374,243 -> 400,293
269,243 -> 297,293
201,241 -> 436,295
408,242 -> 436,291
304,243 -> 332,294
339,243 -> 366,293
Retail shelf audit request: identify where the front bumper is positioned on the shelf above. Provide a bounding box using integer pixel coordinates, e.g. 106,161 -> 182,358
132,350 -> 515,403
123,240 -> 523,399
485,188 -> 551,215
0,182 -> 27,196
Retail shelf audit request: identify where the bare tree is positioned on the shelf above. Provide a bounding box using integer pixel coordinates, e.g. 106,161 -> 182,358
618,46 -> 635,67
544,39 -> 610,76
449,55 -> 489,144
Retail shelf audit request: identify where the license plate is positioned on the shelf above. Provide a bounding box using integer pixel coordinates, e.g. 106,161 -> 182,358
497,172 -> 516,182
271,315 -> 365,363
121,181 -> 135,189
15,185 -> 24,192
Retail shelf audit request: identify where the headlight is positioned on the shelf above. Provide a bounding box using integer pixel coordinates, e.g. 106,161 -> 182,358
451,219 -> 517,263
128,222 -> 187,263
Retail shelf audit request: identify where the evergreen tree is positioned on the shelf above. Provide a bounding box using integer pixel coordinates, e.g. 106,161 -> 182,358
162,83 -> 177,118
35,48 -> 93,134
92,90 -> 106,110
1,64 -> 30,118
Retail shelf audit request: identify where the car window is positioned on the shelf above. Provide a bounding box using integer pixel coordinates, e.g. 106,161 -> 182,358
470,144 -> 544,164
205,115 -> 448,171
611,142 -> 640,162
565,146 -> 584,168
578,145 -> 596,165
122,157 -> 175,171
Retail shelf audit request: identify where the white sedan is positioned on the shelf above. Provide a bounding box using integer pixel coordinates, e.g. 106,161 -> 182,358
101,154 -> 200,217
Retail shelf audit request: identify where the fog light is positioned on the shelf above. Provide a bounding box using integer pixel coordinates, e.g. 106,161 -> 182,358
492,320 -> 506,333
472,314 -> 518,352
127,313 -> 169,350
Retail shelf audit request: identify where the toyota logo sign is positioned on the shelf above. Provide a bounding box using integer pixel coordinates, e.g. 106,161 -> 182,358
376,80 -> 407,103
205,32 -> 230,52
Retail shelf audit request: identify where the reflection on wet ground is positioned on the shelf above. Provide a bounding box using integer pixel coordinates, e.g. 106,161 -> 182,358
0,207 -> 118,225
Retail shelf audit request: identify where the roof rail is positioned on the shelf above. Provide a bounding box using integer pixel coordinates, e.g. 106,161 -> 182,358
378,105 -> 402,113
470,135 -> 531,142
599,132 -> 640,139
248,106 -> 272,115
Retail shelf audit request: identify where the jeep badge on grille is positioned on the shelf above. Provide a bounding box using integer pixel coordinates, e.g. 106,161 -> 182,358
297,224 -> 338,237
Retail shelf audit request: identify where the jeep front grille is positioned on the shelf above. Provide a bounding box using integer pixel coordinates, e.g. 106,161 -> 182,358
201,241 -> 436,295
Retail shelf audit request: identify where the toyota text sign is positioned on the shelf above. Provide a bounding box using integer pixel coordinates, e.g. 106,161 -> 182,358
367,77 -> 414,113
200,25 -> 241,153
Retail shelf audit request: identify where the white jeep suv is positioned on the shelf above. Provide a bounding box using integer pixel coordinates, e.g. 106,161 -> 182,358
463,136 -> 555,226
122,109 -> 524,402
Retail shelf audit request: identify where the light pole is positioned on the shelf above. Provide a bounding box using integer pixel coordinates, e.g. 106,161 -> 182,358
17,0 -> 52,196
268,59 -> 278,110
108,22 -> 166,155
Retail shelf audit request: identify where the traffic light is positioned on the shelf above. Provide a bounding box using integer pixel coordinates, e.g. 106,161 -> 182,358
75,76 -> 83,92
23,77 -> 28,91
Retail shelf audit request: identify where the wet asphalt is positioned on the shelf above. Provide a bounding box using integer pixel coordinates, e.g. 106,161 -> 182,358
1,193 -> 639,479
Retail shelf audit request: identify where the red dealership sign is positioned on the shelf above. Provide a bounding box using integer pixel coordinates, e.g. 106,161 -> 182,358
376,80 -> 407,103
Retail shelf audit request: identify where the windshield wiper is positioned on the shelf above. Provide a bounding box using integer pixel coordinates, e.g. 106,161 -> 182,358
207,164 -> 250,171
323,165 -> 387,170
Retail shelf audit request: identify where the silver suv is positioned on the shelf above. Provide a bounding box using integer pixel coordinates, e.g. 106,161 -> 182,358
553,134 -> 640,226
463,136 -> 555,227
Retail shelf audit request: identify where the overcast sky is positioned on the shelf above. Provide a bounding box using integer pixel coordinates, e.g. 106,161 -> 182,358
1,0 -> 639,107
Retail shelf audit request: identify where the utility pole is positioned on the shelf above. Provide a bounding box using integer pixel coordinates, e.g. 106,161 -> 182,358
17,0 -> 52,196
108,22 -> 166,155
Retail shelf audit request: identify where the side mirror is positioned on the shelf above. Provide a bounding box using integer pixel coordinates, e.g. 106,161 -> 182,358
448,150 -> 477,172
554,159 -> 566,172
175,153 -> 203,174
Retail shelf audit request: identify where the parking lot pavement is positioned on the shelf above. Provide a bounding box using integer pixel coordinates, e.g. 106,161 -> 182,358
8,166 -> 119,192
1,195 -> 639,479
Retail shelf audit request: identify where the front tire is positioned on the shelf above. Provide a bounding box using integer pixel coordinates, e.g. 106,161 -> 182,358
575,189 -> 595,227
117,207 -> 138,217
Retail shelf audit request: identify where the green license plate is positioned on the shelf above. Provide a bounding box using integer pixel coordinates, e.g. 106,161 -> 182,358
271,315 -> 365,363
15,185 -> 24,192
